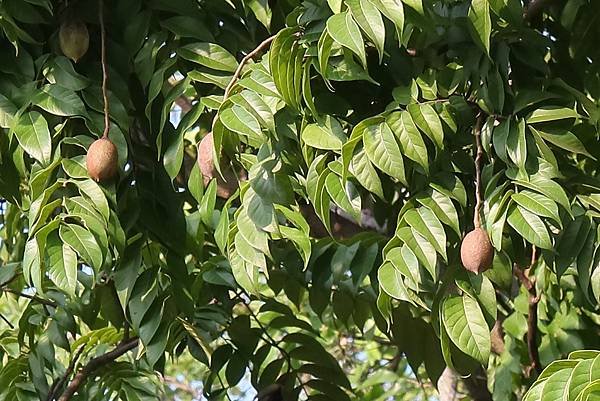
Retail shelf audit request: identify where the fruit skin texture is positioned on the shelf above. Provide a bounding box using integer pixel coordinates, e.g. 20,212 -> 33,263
59,20 -> 89,62
197,132 -> 242,199
86,137 -> 118,182
460,227 -> 494,274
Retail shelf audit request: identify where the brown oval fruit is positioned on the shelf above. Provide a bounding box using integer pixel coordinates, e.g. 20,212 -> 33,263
59,19 -> 89,62
86,137 -> 118,182
197,132 -> 241,199
460,227 -> 494,274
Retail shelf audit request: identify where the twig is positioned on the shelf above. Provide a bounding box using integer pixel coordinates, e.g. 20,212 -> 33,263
57,337 -> 139,401
472,113 -> 485,228
2,287 -> 58,307
514,246 -> 542,376
211,35 -> 276,132
0,312 -> 13,329
47,346 -> 85,401
239,297 -> 293,371
223,35 -> 276,101
99,0 -> 110,139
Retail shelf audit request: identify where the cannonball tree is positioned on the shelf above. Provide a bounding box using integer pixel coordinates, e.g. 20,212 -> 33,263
0,0 -> 599,400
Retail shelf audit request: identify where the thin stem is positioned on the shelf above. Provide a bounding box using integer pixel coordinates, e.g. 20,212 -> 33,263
0,312 -> 13,329
47,346 -> 85,401
473,113 -> 485,228
99,0 -> 110,139
211,34 -> 276,131
2,287 -> 58,307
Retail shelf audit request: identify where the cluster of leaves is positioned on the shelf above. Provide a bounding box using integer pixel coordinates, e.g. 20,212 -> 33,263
1,0 -> 600,400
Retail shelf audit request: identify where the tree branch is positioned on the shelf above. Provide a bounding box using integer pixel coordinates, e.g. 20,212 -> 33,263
514,246 -> 542,376
211,34 -> 276,131
472,113 -> 485,228
2,288 -> 58,307
56,337 -> 139,401
47,346 -> 85,401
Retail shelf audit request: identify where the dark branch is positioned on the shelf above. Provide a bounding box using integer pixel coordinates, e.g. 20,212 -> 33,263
472,113 -> 485,228
514,246 -> 542,376
2,288 -> 58,307
56,337 -> 139,401
47,346 -> 85,401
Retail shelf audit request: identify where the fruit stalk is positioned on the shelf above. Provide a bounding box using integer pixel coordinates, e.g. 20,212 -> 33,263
473,113 -> 484,228
99,0 -> 110,139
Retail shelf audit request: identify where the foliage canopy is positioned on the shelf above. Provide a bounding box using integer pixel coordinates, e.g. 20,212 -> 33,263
0,0 -> 600,400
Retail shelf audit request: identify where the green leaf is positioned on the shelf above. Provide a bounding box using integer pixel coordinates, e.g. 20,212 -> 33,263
325,173 -> 361,221
514,177 -> 572,216
506,118 -> 527,171
177,43 -> 238,72
73,179 -> 110,221
526,107 -> 579,124
407,103 -> 444,149
416,189 -> 460,236
350,151 -> 384,199
396,227 -> 437,281
220,105 -> 263,146
363,121 -> 406,184
540,368 -> 574,401
507,205 -> 553,250
59,223 -> 103,271
442,295 -> 490,364
346,0 -> 385,62
47,233 -> 78,296
302,117 -> 346,151
369,0 -> 404,41
326,12 -> 367,69
388,111 -> 429,174
531,126 -> 593,158
468,0 -> 491,54
0,93 -> 17,129
378,262 -> 411,302
13,111 -> 52,166
403,207 -> 447,261
511,190 -> 561,226
34,85 -> 87,117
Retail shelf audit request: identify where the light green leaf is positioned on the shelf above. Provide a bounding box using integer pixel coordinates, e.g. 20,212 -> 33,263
388,111 -> 429,174
363,121 -> 406,184
527,107 -> 579,124
512,190 -> 560,226
34,84 -> 87,117
302,117 -> 346,151
350,151 -> 384,199
531,126 -> 593,158
442,295 -> 491,364
403,207 -> 447,261
416,189 -> 460,235
407,103 -> 444,149
13,111 -> 52,166
326,12 -> 367,69
178,43 -> 238,72
346,0 -> 385,62
59,223 -> 103,271
47,233 -> 78,296
378,262 -> 411,302
507,205 -> 553,250
468,0 -> 491,54
369,0 -> 404,41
